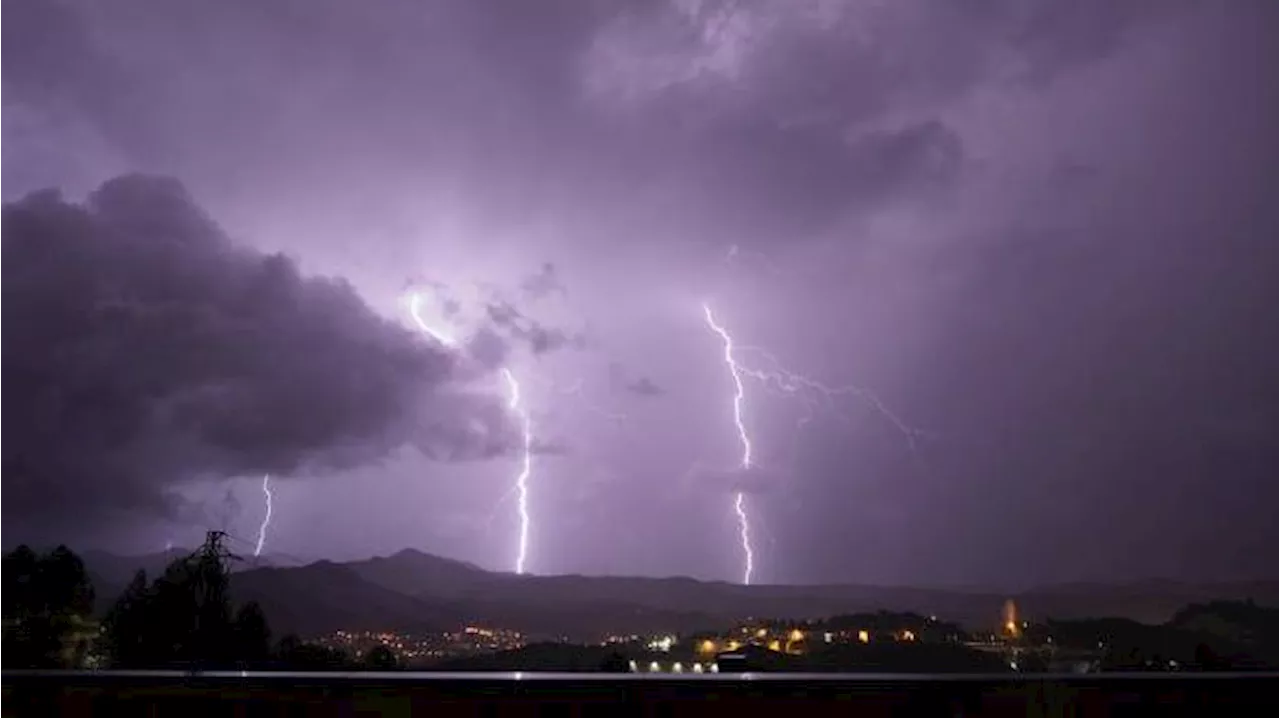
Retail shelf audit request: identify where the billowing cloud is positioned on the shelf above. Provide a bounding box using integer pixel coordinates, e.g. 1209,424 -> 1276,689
1,175 -> 515,527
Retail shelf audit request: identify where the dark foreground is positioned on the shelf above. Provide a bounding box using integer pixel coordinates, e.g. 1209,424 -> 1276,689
4,671 -> 1277,716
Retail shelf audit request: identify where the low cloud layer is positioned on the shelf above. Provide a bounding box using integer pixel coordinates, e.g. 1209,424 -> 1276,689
2,175 -> 514,528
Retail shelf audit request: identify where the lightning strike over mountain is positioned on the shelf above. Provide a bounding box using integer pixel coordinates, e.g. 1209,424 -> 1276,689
254,474 -> 273,557
407,288 -> 536,575
701,299 -> 923,585
701,303 -> 756,585
501,368 -> 533,575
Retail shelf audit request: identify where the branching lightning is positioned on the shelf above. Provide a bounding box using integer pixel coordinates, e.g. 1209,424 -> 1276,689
254,474 -> 273,557
702,301 -> 923,586
733,345 -> 925,458
408,289 -> 536,575
702,303 -> 755,585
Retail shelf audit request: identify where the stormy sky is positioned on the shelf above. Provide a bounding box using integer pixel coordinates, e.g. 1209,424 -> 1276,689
2,0 -> 1274,589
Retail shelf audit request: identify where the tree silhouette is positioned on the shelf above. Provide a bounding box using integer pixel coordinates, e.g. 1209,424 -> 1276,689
102,570 -> 151,667
364,644 -> 399,670
233,602 -> 272,668
599,651 -> 632,673
276,634 -> 352,670
2,545 -> 96,668
102,532 -> 247,669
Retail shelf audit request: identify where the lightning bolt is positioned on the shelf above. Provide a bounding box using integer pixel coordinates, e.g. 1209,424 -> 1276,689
254,474 -> 273,557
732,345 -> 925,459
702,303 -> 755,585
408,292 -> 458,347
408,289 -> 536,575
501,368 -> 533,575
701,299 -> 926,585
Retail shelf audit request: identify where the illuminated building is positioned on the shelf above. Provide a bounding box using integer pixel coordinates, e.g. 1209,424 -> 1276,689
1002,599 -> 1021,639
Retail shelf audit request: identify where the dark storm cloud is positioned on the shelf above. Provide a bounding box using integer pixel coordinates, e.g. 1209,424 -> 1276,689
576,0 -> 1172,247
606,362 -> 663,400
625,378 -> 664,398
463,326 -> 511,372
520,262 -> 566,301
1,175 -> 515,525
2,0 -> 1165,277
483,301 -> 578,357
213,486 -> 241,531
3,0 -> 997,248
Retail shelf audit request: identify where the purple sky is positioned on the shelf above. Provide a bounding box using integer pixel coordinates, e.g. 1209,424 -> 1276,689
2,0 -> 1274,589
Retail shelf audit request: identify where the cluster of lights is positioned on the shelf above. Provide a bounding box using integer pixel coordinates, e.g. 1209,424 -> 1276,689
646,635 -> 677,653
602,634 -> 642,645
696,624 -> 912,655
317,626 -> 526,663
631,660 -> 718,674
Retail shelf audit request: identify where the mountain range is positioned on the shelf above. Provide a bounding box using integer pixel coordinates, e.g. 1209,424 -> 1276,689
81,548 -> 1278,640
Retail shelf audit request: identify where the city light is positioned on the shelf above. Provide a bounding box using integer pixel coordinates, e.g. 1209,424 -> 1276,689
857,630 -> 870,644
647,635 -> 676,653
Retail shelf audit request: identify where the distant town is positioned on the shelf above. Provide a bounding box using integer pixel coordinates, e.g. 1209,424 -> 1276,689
302,597 -> 1273,674
4,540 -> 1275,674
